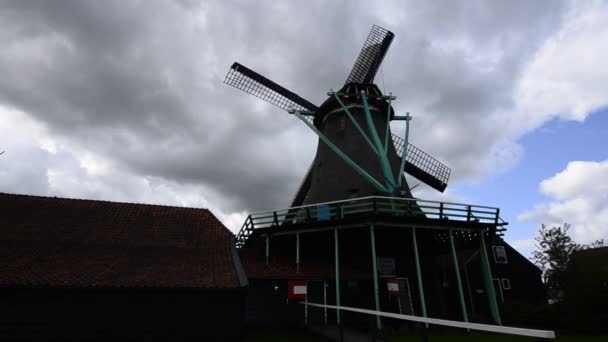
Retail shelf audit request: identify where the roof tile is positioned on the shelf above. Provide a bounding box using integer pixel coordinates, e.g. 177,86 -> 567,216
0,192 -> 241,289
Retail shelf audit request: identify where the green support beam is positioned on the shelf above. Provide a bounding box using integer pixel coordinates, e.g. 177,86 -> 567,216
384,94 -> 392,153
397,113 -> 411,188
479,230 -> 502,325
293,110 -> 389,193
360,92 -> 396,190
332,92 -> 379,156
449,229 -> 469,323
412,227 -> 427,321
370,224 -> 382,330
334,228 -> 341,325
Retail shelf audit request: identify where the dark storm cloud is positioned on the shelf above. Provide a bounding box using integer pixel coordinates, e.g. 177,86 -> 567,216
0,0 -> 568,213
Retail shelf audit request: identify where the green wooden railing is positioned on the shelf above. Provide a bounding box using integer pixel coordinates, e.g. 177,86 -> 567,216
235,196 -> 505,248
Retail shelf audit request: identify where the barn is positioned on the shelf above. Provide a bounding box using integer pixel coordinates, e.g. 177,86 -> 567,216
0,191 -> 546,339
0,192 -> 248,341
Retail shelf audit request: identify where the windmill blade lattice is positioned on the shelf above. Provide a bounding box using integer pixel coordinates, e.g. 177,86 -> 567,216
345,25 -> 395,84
392,134 -> 451,192
224,62 -> 319,121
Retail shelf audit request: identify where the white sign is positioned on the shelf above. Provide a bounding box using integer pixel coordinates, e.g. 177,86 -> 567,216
293,285 -> 307,295
387,282 -> 399,293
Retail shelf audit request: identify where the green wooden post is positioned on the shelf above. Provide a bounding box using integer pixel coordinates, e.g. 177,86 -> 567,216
265,235 -> 270,265
412,227 -> 427,320
296,232 -> 300,273
479,230 -> 502,325
334,228 -> 341,324
449,229 -> 469,323
370,224 -> 382,330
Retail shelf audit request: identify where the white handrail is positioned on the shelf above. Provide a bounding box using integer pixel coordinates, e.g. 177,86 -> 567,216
303,302 -> 555,339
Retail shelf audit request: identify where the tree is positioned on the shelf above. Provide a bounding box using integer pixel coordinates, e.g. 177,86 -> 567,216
532,223 -> 605,301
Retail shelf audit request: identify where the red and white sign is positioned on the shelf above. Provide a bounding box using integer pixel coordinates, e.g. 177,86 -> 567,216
288,280 -> 307,300
387,278 -> 399,296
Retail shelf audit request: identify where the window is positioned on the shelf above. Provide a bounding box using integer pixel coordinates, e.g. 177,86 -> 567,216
338,117 -> 346,131
502,278 -> 511,290
492,245 -> 508,264
347,189 -> 359,199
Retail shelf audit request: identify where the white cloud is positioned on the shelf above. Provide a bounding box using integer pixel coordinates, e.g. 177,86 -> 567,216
509,238 -> 537,257
515,0 -> 608,127
519,160 -> 608,243
540,160 -> 608,200
1,0 -> 607,236
0,105 -> 244,233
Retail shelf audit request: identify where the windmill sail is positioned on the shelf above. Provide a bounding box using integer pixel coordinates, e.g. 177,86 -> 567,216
345,25 -> 395,84
224,62 -> 318,114
392,134 -> 451,192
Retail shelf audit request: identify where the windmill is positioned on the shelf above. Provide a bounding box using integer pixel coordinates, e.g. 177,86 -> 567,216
224,25 -> 450,206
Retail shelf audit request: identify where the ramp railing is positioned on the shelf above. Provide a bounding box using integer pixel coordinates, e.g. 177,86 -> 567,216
302,302 -> 556,341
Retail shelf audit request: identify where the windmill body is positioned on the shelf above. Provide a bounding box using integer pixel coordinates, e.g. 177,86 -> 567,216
225,25 -> 450,208
301,83 -> 413,205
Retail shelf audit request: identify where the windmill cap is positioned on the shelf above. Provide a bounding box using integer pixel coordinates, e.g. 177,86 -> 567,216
313,83 -> 395,128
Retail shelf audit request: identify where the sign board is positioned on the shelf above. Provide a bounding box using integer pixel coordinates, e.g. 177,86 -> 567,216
288,280 -> 307,300
387,278 -> 399,296
377,257 -> 396,276
317,204 -> 331,221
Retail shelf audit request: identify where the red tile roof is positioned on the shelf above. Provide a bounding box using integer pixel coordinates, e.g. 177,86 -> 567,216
0,192 -> 242,289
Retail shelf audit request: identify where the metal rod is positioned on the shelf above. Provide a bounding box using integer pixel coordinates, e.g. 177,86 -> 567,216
265,235 -> 270,265
397,112 -> 411,188
370,224 -> 382,330
384,94 -> 393,153
479,230 -> 502,325
332,92 -> 379,156
296,232 -> 300,273
324,280 -> 328,326
412,227 -> 428,322
305,280 -> 308,325
293,110 -> 389,193
334,228 -> 341,324
449,229 -> 469,323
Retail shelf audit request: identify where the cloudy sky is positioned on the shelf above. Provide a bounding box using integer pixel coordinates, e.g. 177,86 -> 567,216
1,0 -> 606,256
